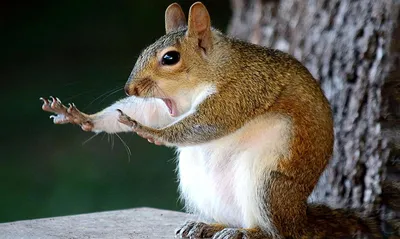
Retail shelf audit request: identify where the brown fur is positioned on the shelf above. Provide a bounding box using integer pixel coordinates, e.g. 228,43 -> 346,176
122,2 -> 387,238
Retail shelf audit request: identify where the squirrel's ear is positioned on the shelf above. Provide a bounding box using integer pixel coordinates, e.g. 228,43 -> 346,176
187,2 -> 212,51
165,3 -> 186,34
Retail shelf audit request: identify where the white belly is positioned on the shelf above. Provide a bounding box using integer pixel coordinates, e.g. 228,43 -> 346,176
176,113 -> 292,231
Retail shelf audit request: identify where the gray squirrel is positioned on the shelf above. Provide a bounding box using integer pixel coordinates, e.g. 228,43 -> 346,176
41,2 -> 386,238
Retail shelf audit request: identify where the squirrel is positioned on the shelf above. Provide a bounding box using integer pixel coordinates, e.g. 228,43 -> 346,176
40,2 -> 393,238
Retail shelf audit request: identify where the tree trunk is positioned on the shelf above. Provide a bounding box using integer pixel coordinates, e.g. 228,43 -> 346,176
228,0 -> 400,233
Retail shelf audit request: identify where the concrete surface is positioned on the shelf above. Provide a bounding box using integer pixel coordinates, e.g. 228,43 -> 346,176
0,207 -> 195,239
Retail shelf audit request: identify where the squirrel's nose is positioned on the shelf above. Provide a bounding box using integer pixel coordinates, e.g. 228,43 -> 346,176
124,84 -> 138,96
124,85 -> 130,96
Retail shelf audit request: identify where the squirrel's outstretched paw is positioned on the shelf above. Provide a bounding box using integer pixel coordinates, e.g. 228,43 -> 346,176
40,96 -> 93,131
175,221 -> 225,238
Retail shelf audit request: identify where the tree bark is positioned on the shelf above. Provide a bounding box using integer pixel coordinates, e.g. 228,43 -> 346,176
228,0 -> 400,233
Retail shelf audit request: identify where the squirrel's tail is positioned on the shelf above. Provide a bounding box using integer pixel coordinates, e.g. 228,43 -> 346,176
304,204 -> 398,239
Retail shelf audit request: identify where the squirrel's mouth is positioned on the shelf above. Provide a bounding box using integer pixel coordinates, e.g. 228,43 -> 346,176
162,98 -> 178,117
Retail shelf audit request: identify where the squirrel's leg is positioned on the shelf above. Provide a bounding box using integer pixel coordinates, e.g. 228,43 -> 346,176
41,96 -> 173,134
268,172 -> 382,239
117,109 -> 177,146
117,107 -> 225,146
175,170 -> 358,239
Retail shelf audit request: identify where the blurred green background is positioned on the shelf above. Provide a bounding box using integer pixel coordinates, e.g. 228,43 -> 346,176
0,0 -> 230,223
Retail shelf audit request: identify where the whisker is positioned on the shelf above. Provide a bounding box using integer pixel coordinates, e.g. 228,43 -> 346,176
82,133 -> 100,145
115,133 -> 132,161
64,90 -> 96,102
152,86 -> 167,127
98,88 -> 124,105
142,84 -> 151,98
62,81 -> 81,87
137,80 -> 153,96
154,83 -> 170,99
133,95 -> 148,124
146,81 -> 156,97
154,86 -> 164,98
111,134 -> 115,150
83,85 -> 123,110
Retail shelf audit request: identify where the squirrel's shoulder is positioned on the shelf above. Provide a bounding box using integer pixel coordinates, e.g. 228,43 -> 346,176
217,33 -> 312,81
218,33 -> 303,67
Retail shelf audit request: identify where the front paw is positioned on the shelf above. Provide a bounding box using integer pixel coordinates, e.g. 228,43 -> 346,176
40,96 -> 93,131
175,221 -> 225,238
117,109 -> 164,145
117,109 -> 137,129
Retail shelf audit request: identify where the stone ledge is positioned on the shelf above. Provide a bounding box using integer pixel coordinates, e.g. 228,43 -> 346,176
0,207 -> 195,239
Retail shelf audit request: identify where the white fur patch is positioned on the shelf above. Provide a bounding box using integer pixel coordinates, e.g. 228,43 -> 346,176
177,114 -> 292,236
171,84 -> 217,124
90,83 -> 216,134
91,96 -> 173,133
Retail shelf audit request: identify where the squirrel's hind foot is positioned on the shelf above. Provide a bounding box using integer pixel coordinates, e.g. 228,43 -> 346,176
175,221 -> 266,239
211,228 -> 265,239
175,221 -> 225,238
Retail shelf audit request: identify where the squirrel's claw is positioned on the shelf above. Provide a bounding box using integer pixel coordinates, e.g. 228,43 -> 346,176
41,96 -> 68,119
175,221 -> 224,238
117,109 -> 137,128
212,228 -> 250,239
40,97 -> 51,112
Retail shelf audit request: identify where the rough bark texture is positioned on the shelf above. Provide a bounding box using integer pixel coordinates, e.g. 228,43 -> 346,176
229,0 -> 400,233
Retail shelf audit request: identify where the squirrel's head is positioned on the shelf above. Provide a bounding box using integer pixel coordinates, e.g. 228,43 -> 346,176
124,2 -> 221,117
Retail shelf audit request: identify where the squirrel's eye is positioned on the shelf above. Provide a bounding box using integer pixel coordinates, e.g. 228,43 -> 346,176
161,51 -> 180,66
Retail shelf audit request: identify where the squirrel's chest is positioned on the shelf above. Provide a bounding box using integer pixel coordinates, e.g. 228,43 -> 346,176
176,114 -> 292,228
